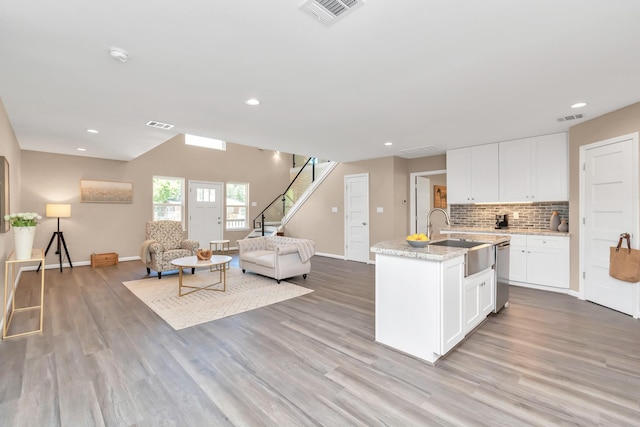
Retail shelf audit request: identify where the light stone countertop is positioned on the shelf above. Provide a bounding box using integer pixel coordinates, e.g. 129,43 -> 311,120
443,226 -> 571,237
371,234 -> 510,261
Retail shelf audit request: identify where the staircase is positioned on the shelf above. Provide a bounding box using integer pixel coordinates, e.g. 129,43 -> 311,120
247,157 -> 336,237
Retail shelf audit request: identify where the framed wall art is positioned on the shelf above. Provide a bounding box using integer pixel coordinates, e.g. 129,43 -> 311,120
433,185 -> 447,209
80,180 -> 133,204
0,156 -> 8,232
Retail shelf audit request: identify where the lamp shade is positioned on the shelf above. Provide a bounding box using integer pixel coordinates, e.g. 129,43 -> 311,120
46,203 -> 71,218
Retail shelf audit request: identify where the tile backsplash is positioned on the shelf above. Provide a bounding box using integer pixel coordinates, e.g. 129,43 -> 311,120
449,202 -> 569,230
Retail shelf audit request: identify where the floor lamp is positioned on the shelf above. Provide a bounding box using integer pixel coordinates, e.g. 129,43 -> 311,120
40,203 -> 73,273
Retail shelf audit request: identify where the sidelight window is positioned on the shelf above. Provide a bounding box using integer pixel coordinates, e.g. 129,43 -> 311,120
152,176 -> 185,226
226,182 -> 248,230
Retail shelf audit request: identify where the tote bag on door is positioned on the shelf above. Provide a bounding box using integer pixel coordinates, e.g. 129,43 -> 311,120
609,233 -> 640,283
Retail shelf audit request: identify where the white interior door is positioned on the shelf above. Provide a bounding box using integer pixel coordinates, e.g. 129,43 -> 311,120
582,134 -> 639,316
410,170 -> 447,235
416,176 -> 430,235
345,173 -> 370,263
188,181 -> 223,248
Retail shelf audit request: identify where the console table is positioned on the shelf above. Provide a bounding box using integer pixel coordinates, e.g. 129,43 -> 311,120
3,248 -> 45,339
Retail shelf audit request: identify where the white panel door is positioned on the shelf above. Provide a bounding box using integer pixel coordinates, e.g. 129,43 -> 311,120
188,181 -> 223,248
345,173 -> 370,263
415,176 -> 430,235
583,135 -> 638,315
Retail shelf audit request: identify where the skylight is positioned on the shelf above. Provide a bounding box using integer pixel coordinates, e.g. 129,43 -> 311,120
184,134 -> 227,151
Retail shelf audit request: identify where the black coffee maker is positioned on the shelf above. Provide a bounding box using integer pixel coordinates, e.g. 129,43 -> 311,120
495,214 -> 508,229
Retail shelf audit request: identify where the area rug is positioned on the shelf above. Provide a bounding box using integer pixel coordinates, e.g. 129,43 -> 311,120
123,268 -> 313,330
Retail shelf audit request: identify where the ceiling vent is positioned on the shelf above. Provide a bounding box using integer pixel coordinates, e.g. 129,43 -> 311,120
146,120 -> 175,130
398,145 -> 440,159
557,114 -> 584,122
299,0 -> 365,26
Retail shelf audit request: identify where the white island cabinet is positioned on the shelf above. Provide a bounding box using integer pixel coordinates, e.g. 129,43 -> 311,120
372,235 -> 508,364
375,253 -> 465,363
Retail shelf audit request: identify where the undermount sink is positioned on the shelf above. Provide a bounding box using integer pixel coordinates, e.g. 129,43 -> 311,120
429,240 -> 484,249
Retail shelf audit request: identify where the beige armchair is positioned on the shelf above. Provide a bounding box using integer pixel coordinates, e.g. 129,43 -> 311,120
141,220 -> 199,279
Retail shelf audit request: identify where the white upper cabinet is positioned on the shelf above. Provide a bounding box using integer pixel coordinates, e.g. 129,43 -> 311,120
447,143 -> 499,204
499,133 -> 568,202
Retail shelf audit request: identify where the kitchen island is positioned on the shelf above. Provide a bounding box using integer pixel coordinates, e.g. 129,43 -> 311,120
371,234 -> 509,364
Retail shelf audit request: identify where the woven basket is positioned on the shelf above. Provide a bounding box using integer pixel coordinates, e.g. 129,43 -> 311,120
196,249 -> 212,260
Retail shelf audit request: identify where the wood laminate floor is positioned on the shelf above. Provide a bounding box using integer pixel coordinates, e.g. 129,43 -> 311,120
1,256 -> 639,426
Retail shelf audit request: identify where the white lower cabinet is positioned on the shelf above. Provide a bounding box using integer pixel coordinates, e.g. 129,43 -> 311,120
508,235 -> 528,283
444,230 -> 571,291
464,268 -> 495,334
375,253 -> 498,363
508,234 -> 569,289
441,257 -> 466,355
375,254 -> 465,363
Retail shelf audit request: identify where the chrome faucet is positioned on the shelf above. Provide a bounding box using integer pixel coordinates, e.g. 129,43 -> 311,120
427,208 -> 451,240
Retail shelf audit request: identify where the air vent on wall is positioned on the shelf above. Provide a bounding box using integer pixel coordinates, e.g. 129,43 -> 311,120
398,145 -> 440,159
299,0 -> 365,27
146,120 -> 175,130
557,114 -> 584,122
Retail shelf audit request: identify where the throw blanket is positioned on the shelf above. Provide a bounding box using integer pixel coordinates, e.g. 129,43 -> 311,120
296,239 -> 315,263
140,239 -> 156,263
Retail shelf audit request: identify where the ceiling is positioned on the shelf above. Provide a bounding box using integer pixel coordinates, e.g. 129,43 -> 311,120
2,1 -> 640,162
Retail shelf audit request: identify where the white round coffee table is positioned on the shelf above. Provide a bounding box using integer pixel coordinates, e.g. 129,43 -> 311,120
171,255 -> 233,297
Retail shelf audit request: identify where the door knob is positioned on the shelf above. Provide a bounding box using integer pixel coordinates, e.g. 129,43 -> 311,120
362,222 -> 367,226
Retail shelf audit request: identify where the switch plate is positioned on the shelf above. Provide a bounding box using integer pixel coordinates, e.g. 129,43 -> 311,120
377,207 -> 384,213
331,207 -> 338,213
513,212 -> 519,219
251,202 -> 257,207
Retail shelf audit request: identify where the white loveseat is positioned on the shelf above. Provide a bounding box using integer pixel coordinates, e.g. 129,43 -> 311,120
236,236 -> 315,283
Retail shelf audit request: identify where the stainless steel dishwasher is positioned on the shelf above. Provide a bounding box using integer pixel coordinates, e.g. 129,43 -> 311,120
494,241 -> 510,313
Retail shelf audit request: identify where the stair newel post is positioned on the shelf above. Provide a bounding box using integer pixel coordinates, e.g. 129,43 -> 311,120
282,194 -> 286,218
261,213 -> 265,236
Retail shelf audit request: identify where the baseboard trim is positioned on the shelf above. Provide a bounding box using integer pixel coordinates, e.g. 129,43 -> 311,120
314,252 -> 375,264
508,280 -> 572,295
315,252 -> 345,260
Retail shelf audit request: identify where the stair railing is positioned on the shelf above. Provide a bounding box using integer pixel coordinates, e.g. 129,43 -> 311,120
252,157 -> 321,235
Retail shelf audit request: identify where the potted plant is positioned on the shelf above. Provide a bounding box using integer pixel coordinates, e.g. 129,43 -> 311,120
4,212 -> 42,260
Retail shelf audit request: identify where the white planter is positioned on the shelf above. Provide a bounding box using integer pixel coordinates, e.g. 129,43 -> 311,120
13,226 -> 36,260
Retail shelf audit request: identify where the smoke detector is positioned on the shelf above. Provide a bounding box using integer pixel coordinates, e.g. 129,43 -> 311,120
109,47 -> 129,63
299,0 -> 365,27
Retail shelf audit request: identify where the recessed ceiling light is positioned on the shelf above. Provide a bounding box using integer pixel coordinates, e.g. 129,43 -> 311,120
86,129 -> 99,134
384,141 -> 393,146
109,47 -> 129,63
245,98 -> 261,106
77,148 -> 87,152
571,102 -> 587,108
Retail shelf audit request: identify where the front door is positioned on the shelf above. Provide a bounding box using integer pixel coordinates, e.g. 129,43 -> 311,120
345,173 -> 370,263
582,133 -> 639,316
188,181 -> 223,248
